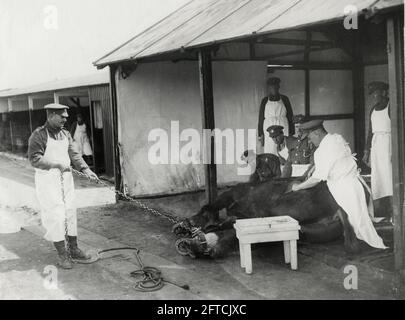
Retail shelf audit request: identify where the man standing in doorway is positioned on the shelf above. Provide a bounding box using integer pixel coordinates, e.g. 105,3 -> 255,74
291,120 -> 386,251
362,81 -> 393,219
258,77 -> 294,155
70,112 -> 93,165
28,103 -> 98,269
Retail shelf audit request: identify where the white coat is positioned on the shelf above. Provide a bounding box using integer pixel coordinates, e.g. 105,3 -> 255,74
312,134 -> 387,249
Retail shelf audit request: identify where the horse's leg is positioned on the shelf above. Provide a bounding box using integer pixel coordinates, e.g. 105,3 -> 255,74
337,208 -> 361,253
300,215 -> 343,243
208,229 -> 238,259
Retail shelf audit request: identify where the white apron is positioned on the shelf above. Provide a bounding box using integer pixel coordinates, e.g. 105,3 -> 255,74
35,130 -> 77,242
263,99 -> 289,155
370,105 -> 393,200
313,134 -> 387,249
73,123 -> 93,156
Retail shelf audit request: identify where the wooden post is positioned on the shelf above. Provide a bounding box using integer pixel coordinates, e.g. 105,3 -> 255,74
88,89 -> 96,172
28,96 -> 34,134
109,65 -> 121,197
352,29 -> 365,156
304,31 -> 311,117
53,92 -> 59,104
198,50 -> 217,204
7,99 -> 13,153
387,15 -> 405,271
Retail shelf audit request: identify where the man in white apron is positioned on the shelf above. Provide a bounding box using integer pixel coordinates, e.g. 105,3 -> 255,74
70,113 -> 93,165
28,103 -> 98,269
362,81 -> 393,219
266,125 -> 313,178
291,120 -> 387,250
258,77 -> 294,155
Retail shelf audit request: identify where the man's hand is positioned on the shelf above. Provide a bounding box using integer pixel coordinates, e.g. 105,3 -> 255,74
82,168 -> 99,181
291,183 -> 301,192
55,163 -> 71,172
258,135 -> 264,146
362,151 -> 370,167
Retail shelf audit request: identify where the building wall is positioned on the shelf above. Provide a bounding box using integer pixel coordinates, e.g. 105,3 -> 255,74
116,60 -> 267,196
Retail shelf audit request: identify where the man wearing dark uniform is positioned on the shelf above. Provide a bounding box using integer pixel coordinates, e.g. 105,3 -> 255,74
28,103 -> 98,269
267,124 -> 314,178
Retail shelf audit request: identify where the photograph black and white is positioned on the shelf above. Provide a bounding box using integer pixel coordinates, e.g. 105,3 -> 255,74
0,0 -> 404,303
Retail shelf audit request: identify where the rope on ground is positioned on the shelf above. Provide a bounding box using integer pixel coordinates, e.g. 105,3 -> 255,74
95,247 -> 190,292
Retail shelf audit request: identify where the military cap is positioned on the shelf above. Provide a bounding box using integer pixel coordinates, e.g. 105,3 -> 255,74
299,119 -> 324,139
267,125 -> 284,138
44,103 -> 69,117
267,77 -> 281,86
368,81 -> 388,94
293,114 -> 307,124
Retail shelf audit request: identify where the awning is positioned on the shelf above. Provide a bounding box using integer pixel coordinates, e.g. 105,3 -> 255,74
94,0 -> 402,68
0,72 -> 109,98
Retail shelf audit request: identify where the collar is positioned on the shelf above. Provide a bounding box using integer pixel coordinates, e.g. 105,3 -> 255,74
268,94 -> 281,101
44,121 -> 62,134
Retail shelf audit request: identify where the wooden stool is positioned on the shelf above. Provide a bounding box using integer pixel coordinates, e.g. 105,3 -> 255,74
234,216 -> 300,274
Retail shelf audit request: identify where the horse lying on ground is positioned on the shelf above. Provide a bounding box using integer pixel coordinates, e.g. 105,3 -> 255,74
173,178 -> 361,259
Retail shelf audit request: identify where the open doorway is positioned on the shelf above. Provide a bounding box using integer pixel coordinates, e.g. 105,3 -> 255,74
90,100 -> 105,175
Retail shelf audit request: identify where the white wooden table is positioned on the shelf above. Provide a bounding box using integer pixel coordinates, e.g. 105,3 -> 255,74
234,216 -> 301,274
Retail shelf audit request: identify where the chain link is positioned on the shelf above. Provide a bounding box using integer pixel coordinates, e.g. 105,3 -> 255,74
70,168 -> 181,225
60,172 -> 71,260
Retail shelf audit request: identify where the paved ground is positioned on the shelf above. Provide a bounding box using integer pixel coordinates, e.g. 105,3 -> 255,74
0,154 -> 403,300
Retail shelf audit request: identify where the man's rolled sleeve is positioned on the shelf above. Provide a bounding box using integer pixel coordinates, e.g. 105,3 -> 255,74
28,129 -> 53,170
67,132 -> 89,171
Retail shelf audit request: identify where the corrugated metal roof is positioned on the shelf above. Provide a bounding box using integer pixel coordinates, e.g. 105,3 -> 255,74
0,72 -> 109,98
94,0 -> 402,67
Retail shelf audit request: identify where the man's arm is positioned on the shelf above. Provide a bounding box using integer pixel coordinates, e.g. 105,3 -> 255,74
258,97 -> 266,139
282,95 -> 294,136
363,108 -> 374,166
65,131 -> 89,171
28,129 -> 56,170
292,176 -> 321,191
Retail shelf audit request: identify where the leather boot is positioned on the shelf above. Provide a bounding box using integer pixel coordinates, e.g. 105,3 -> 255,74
53,241 -> 73,269
68,236 -> 91,260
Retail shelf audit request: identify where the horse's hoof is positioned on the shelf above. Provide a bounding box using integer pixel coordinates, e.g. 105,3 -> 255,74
172,219 -> 193,238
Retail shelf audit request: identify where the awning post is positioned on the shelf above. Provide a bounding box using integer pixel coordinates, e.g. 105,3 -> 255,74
387,14 -> 405,271
198,49 -> 217,204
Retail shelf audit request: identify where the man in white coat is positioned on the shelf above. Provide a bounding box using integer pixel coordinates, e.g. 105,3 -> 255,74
28,103 -> 98,269
291,120 -> 387,250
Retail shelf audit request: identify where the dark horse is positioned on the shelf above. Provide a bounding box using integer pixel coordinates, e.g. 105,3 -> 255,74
173,178 -> 361,258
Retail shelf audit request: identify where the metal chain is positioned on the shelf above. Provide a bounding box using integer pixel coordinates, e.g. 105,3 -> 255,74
70,168 -> 181,225
60,172 -> 71,260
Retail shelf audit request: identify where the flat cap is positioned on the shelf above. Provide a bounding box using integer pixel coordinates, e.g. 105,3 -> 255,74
267,77 -> 281,86
299,119 -> 324,138
267,125 -> 284,138
368,81 -> 388,94
44,103 -> 69,110
44,103 -> 69,117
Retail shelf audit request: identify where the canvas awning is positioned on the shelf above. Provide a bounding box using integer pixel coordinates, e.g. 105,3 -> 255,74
94,0 -> 402,68
0,72 -> 109,98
